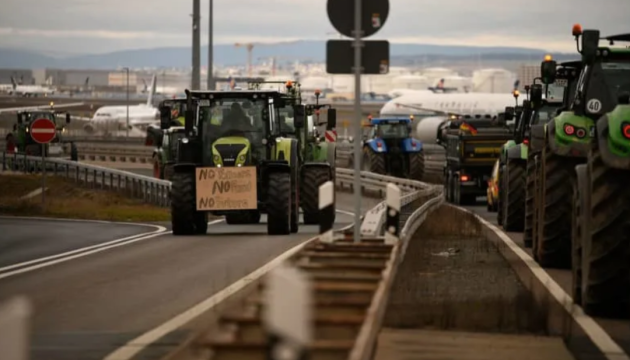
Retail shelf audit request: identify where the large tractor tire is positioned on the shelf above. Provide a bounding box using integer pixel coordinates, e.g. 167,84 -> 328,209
444,171 -> 452,202
571,164 -> 588,305
267,172 -> 292,235
524,152 -> 537,248
532,155 -> 543,262
408,151 -> 425,181
536,143 -> 575,268
362,146 -> 386,174
171,172 -> 208,235
501,159 -> 525,232
225,211 -> 261,225
69,142 -> 78,161
163,164 -> 174,181
581,148 -> 630,318
301,167 -> 334,225
497,165 -> 504,226
290,165 -> 299,234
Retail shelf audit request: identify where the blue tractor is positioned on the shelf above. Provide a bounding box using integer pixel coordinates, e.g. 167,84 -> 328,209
361,117 -> 425,180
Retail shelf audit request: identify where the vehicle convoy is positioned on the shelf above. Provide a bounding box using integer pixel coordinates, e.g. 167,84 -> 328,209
163,89 -> 322,236
7,107 -> 78,161
145,98 -> 191,180
566,28 -> 630,318
529,26 -> 626,275
251,80 -> 338,224
498,64 -> 580,233
360,116 -> 425,180
442,115 -> 512,205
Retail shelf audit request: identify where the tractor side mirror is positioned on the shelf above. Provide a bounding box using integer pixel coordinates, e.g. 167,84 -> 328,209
159,106 -> 172,130
504,107 -> 515,121
65,113 -> 71,124
581,29 -> 600,62
531,84 -> 543,105
293,105 -> 305,128
13,124 -> 17,131
184,109 -> 194,134
327,108 -> 337,130
540,60 -> 557,84
17,113 -> 23,124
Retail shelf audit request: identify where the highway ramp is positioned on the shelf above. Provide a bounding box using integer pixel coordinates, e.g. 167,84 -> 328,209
0,217 -> 159,268
466,201 -> 630,358
0,167 -> 379,360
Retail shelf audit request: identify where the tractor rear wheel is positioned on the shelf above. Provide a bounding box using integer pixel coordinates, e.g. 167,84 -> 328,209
171,172 -> 208,235
362,146 -> 386,174
409,151 -> 425,181
497,165 -> 504,226
536,143 -> 575,268
267,172 -> 291,235
581,148 -> 630,318
302,166 -> 334,225
524,152 -> 537,247
502,159 -> 525,232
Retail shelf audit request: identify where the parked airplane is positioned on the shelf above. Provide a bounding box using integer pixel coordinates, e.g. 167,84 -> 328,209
387,78 -> 460,99
8,77 -> 56,96
83,75 -> 159,134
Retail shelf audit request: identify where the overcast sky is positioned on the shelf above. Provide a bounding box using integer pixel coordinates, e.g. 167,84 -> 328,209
0,0 -> 628,54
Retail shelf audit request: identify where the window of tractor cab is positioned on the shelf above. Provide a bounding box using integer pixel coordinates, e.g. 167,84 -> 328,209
601,62 -> 630,99
198,97 -> 270,147
376,122 -> 409,138
278,105 -> 296,135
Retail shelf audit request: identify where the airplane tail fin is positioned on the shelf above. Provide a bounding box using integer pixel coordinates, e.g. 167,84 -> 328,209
146,74 -> 157,106
85,77 -> 90,88
513,80 -> 520,91
10,76 -> 16,89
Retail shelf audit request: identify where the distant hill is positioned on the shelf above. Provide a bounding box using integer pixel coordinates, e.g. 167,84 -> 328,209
0,41 -> 575,69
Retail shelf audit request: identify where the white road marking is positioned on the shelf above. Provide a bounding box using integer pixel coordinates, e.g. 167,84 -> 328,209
0,219 -> 223,280
103,233 -> 322,360
471,212 -> 629,360
335,209 -> 355,216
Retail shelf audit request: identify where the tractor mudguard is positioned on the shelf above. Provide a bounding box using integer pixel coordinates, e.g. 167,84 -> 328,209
501,140 -> 517,157
366,139 -> 387,152
401,137 -> 423,152
302,162 -> 332,178
274,138 -> 296,165
530,124 -> 545,152
597,105 -> 630,169
548,112 -> 593,157
506,144 -> 526,161
173,163 -> 197,174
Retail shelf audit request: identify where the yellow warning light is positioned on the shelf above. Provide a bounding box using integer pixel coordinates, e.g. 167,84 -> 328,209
544,54 -> 553,62
513,90 -> 520,98
572,23 -> 583,37
409,115 -> 414,120
49,101 -> 54,107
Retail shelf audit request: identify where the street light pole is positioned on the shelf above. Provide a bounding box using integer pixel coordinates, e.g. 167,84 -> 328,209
124,67 -> 129,137
207,0 -> 214,91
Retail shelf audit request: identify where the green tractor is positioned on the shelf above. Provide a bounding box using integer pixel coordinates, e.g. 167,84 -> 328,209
530,28 -> 616,270
569,29 -> 630,318
9,108 -> 78,161
145,98 -> 191,180
499,65 -> 580,234
251,81 -> 338,224
163,89 -> 307,236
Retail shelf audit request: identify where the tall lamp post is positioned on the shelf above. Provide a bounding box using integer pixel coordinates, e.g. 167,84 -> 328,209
123,67 -> 130,137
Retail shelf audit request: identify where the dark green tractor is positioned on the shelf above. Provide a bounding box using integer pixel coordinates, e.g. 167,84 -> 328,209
163,89 -> 305,236
145,124 -> 186,180
568,29 -> 630,318
10,109 -> 78,161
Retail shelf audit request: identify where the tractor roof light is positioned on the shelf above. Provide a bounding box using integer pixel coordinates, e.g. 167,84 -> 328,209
409,114 -> 414,121
572,23 -> 583,37
544,54 -> 553,62
622,122 -> 630,139
285,80 -> 293,89
314,89 -> 321,97
513,90 -> 520,98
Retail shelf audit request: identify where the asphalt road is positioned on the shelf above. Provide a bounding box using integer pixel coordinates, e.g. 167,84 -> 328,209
0,166 -> 380,360
0,218 -> 157,268
466,201 -> 630,357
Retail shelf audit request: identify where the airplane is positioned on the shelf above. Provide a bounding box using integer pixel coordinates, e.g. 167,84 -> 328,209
83,75 -> 159,134
387,78 -> 460,99
8,76 -> 56,97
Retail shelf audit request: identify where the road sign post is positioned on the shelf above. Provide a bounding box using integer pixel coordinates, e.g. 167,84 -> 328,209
30,118 -> 56,207
327,0 -> 390,243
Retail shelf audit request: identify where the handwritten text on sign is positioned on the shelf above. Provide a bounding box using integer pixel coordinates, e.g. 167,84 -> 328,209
196,167 -> 257,210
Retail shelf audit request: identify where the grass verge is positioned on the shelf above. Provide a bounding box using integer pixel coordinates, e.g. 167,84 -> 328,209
0,173 -> 170,222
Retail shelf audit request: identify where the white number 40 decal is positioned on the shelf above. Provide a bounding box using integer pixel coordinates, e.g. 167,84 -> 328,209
587,99 -> 602,113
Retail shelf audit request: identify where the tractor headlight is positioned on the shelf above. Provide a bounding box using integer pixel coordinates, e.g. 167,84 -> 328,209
213,154 -> 221,163
238,154 -> 246,163
181,138 -> 189,144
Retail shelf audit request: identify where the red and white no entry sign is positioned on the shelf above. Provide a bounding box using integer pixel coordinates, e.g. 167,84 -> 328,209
30,118 -> 56,144
325,130 -> 337,143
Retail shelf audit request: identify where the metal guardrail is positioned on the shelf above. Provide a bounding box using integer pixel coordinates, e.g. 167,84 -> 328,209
155,173 -> 443,360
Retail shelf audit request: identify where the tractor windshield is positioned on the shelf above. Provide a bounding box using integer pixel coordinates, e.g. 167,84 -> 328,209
199,98 -> 267,145
278,105 -> 296,135
376,123 -> 409,139
602,62 -> 630,99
